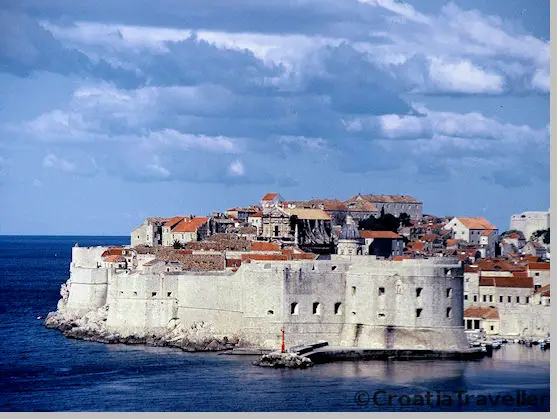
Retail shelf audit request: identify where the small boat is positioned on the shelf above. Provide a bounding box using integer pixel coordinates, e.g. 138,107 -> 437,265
491,342 -> 502,349
36,316 -> 42,320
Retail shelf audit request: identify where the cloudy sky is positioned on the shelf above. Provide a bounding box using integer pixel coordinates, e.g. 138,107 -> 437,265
0,0 -> 549,235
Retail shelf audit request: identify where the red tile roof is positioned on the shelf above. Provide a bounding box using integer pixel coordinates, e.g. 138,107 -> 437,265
101,247 -> 123,257
479,276 -> 533,288
535,284 -> 550,297
164,216 -> 186,228
528,262 -> 550,271
241,254 -> 289,261
250,242 -> 281,252
171,217 -> 209,233
250,211 -> 263,218
408,241 -> 426,251
103,255 -> 126,263
262,193 -> 279,201
464,265 -> 479,273
455,217 -> 496,230
464,306 -> 499,320
360,230 -> 402,239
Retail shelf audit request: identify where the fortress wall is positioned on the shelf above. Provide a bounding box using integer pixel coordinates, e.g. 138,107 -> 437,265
72,246 -> 108,268
498,304 -> 551,338
106,273 -> 179,334
339,260 -> 468,350
175,272 -> 244,337
66,266 -> 109,313
239,262 -> 348,348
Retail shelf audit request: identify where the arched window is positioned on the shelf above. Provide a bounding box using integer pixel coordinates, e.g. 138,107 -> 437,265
313,302 -> 322,315
334,302 -> 342,315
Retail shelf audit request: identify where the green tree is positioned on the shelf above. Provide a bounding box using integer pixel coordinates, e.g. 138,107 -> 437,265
531,229 -> 550,245
172,240 -> 183,249
399,212 -> 412,227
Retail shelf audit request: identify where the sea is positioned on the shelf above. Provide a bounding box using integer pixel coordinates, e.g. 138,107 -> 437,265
0,236 -> 550,412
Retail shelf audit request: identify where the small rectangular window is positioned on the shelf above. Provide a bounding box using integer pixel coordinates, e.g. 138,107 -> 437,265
489,295 -> 493,302
474,320 -> 480,329
446,307 -> 452,318
499,296 -> 503,303
167,292 -> 172,297
416,287 -> 423,297
378,287 -> 385,296
526,297 -> 530,304
416,308 -> 423,318
516,296 -> 520,303
483,295 -> 487,302
535,272 -> 540,276
464,294 -> 468,300
152,292 -> 157,297
473,295 -> 477,302
490,325 -> 494,331
351,286 -> 356,296
508,296 -> 511,303
446,288 -> 452,298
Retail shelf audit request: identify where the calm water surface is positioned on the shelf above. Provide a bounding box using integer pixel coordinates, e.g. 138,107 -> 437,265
0,236 -> 550,411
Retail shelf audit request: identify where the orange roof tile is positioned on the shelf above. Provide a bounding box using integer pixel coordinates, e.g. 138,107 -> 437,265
360,230 -> 402,239
456,217 -> 496,230
250,242 -> 281,252
408,242 -> 426,251
171,217 -> 209,233
262,193 -> 279,201
479,276 -> 533,288
101,247 -> 123,257
103,255 -> 126,263
241,254 -> 289,261
249,211 -> 263,218
164,216 -> 186,228
464,306 -> 499,320
528,262 -> 550,271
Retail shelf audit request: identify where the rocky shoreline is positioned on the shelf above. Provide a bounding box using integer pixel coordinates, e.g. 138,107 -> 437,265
43,278 -> 243,352
44,308 -> 236,352
252,352 -> 314,369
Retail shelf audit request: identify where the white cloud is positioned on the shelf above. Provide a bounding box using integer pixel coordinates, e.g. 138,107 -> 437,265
228,160 -> 245,177
42,153 -> 76,172
427,58 -> 504,94
531,69 -> 549,93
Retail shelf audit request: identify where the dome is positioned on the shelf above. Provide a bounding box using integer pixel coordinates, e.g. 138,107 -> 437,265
339,223 -> 361,241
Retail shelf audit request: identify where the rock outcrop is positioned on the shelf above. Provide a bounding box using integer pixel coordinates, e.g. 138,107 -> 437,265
252,352 -> 314,369
44,279 -> 236,352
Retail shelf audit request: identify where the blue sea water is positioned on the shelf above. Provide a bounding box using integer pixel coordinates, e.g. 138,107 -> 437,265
0,236 -> 550,412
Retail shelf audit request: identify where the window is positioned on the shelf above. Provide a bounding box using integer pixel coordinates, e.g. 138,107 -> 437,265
464,294 -> 468,300
466,319 -> 472,330
331,266 -> 337,271
416,287 -> 423,297
446,288 -> 452,298
378,287 -> 385,296
446,307 -> 452,318
334,302 -> 342,315
535,285 -> 541,291
290,302 -> 299,315
508,296 -> 511,303
267,310 -> 274,315
416,308 -> 423,318
516,296 -> 520,303
274,226 -> 279,237
167,292 -> 172,297
313,302 -> 322,315
378,313 -> 385,317
351,286 -> 356,296
499,296 -> 503,303
133,291 -> 137,296
489,295 -> 493,302
152,292 -> 157,297
473,295 -> 477,302
483,295 -> 487,302
474,320 -> 480,329
535,272 -> 540,276
490,325 -> 494,331
351,311 -> 356,316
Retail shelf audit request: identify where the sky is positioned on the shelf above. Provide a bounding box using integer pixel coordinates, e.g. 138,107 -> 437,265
0,0 -> 550,235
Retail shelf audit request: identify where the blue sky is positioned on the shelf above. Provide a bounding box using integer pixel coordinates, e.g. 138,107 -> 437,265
0,0 -> 549,235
